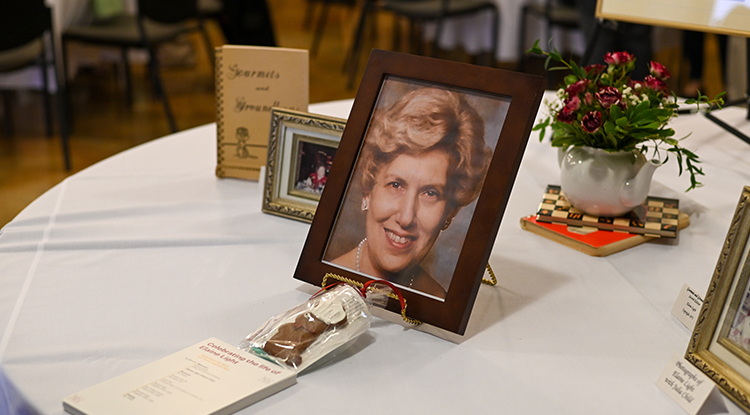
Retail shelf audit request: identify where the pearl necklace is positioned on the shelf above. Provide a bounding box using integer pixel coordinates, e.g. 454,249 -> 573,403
356,237 -> 415,287
356,238 -> 367,272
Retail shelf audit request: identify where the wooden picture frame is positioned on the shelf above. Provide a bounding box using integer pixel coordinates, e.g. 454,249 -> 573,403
293,50 -> 545,335
687,186 -> 750,411
262,108 -> 346,223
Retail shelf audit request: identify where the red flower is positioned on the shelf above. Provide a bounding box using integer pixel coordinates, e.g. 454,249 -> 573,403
649,61 -> 671,81
584,92 -> 594,105
584,64 -> 606,77
603,51 -> 634,65
644,75 -> 668,93
595,86 -> 622,109
557,106 -> 576,123
581,111 -> 602,133
565,79 -> 589,96
564,95 -> 581,111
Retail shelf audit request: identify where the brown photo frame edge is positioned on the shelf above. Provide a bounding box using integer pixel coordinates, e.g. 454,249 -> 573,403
293,50 -> 546,335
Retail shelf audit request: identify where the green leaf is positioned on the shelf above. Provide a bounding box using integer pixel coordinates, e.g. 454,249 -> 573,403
610,104 -> 623,119
605,134 -> 619,148
603,121 -> 617,136
528,40 -> 543,54
570,60 -> 583,79
658,130 -> 676,139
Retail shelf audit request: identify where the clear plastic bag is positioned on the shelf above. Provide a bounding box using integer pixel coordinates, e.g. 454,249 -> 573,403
238,283 -> 390,371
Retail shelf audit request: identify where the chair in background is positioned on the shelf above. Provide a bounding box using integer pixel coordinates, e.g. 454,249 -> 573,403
345,0 -> 500,89
217,0 -> 276,46
0,1 -> 71,170
306,0 -> 358,57
62,0 -> 215,133
517,0 -> 580,74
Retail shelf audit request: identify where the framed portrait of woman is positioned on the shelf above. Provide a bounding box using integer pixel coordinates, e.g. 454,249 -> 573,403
294,50 -> 546,335
687,186 -> 750,411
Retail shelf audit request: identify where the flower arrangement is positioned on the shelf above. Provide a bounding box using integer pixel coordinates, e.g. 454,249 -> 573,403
529,41 -> 724,191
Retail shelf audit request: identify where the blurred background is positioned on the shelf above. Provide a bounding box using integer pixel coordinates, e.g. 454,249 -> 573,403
0,0 -> 731,227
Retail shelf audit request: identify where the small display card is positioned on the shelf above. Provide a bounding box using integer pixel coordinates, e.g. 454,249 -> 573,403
671,283 -> 705,330
63,338 -> 296,415
656,352 -> 714,414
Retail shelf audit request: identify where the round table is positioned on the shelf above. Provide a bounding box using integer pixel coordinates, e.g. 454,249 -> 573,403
2,98 -> 750,414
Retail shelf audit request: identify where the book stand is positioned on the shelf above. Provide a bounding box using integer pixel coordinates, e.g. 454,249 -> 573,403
321,264 -> 499,327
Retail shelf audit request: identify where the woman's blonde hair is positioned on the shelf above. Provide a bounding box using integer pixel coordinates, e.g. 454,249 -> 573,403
359,87 -> 492,212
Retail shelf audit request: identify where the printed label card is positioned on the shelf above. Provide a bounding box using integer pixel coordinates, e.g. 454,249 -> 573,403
215,46 -> 309,180
672,283 -> 705,331
656,352 -> 715,414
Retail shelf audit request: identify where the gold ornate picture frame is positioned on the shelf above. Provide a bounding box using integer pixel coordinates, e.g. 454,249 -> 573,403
687,186 -> 750,411
293,50 -> 545,335
262,108 -> 346,223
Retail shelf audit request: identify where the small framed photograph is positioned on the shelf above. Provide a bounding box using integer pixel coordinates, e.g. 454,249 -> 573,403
293,50 -> 545,335
687,186 -> 750,411
262,108 -> 346,223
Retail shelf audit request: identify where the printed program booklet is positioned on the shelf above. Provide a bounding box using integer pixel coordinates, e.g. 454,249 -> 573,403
215,45 -> 309,181
63,338 -> 296,415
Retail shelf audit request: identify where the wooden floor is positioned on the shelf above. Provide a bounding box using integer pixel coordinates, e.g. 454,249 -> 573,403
0,0 -> 359,227
0,0 -> 725,228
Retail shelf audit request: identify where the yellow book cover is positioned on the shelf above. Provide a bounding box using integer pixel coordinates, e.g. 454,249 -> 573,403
215,45 -> 309,180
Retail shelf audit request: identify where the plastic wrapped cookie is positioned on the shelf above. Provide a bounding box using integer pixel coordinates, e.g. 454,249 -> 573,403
239,283 -> 387,371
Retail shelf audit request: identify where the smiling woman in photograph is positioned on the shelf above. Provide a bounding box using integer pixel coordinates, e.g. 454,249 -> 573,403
327,85 -> 493,298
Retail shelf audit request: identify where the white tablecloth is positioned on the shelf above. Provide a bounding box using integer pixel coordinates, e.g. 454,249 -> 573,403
2,97 -> 750,414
